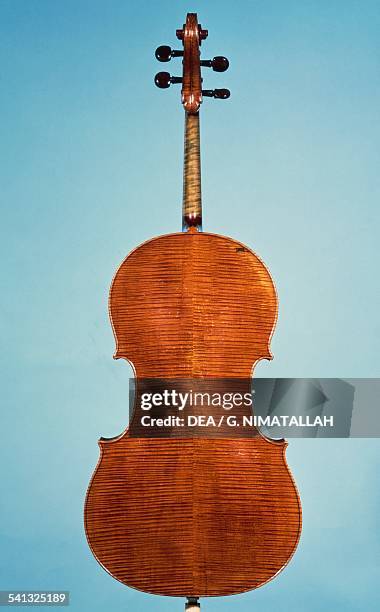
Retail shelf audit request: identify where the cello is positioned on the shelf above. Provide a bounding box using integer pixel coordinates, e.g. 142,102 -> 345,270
85,13 -> 301,606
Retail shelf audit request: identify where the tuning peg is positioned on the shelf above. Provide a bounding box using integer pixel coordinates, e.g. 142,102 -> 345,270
155,45 -> 184,62
202,88 -> 230,99
198,25 -> 208,41
200,56 -> 229,72
155,72 -> 183,89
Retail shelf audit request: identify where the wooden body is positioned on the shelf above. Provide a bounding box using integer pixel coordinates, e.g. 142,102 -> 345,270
84,232 -> 302,596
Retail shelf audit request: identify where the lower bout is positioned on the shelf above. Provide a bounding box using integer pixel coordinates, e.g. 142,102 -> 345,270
84,437 -> 301,596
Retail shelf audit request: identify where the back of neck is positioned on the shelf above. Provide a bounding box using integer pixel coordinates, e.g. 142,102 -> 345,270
182,112 -> 202,231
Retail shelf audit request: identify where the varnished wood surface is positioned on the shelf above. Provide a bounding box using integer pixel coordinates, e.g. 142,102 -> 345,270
84,232 -> 302,596
85,437 -> 301,597
182,113 -> 202,229
109,232 -> 277,377
179,13 -> 203,114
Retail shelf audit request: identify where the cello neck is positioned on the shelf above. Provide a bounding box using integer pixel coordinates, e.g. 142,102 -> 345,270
155,12 -> 228,232
182,112 -> 202,231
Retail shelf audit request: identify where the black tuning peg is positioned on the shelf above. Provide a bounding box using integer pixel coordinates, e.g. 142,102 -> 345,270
155,72 -> 183,89
202,88 -> 230,99
200,56 -> 229,72
155,45 -> 184,62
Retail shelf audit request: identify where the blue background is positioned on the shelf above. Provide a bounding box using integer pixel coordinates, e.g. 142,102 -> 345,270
1,1 -> 379,610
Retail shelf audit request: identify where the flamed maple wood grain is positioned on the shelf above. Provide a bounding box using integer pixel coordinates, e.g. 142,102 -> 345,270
183,113 -> 202,227
84,231 -> 302,597
110,232 -> 277,377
